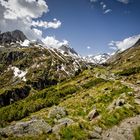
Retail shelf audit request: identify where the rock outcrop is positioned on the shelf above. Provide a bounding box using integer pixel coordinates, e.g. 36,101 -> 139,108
101,115 -> 140,140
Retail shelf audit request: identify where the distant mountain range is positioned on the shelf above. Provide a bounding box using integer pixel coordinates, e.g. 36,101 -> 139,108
84,53 -> 111,64
0,30 -> 112,64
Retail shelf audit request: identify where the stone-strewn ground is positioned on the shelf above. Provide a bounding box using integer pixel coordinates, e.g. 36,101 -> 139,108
101,115 -> 140,140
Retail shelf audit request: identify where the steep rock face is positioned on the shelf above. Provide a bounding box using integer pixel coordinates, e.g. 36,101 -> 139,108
0,85 -> 31,107
0,40 -> 87,90
58,45 -> 79,57
0,30 -> 27,44
0,50 -> 26,65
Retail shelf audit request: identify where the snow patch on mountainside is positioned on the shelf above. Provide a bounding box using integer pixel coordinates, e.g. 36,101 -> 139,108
11,66 -> 27,81
61,64 -> 69,75
21,40 -> 30,47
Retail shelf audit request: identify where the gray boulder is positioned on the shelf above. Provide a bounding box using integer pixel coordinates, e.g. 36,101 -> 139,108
48,106 -> 67,119
0,118 -> 52,137
135,99 -> 140,105
88,131 -> 101,139
94,126 -> 102,134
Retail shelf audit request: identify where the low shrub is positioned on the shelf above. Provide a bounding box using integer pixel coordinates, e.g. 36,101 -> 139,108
0,85 -> 78,123
60,124 -> 88,140
82,78 -> 105,89
116,66 -> 140,76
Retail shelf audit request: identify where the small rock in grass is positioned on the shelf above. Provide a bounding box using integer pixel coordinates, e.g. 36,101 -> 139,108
134,99 -> 140,105
88,131 -> 101,139
52,118 -> 74,133
127,92 -> 133,96
94,126 -> 102,134
88,108 -> 99,121
48,106 -> 67,119
115,99 -> 125,106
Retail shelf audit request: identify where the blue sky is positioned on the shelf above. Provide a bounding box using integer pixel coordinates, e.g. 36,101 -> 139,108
0,0 -> 140,56
41,0 -> 140,55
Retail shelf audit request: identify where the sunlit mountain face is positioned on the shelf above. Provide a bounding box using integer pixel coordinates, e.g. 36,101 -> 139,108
0,0 -> 140,139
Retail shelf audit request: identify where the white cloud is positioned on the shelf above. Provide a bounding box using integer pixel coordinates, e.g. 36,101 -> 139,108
47,19 -> 61,29
42,36 -> 69,48
87,46 -> 91,49
90,0 -> 129,14
0,0 -> 48,20
32,28 -> 42,37
104,9 -> 112,14
0,0 -> 61,40
109,34 -> 140,51
99,1 -> 112,14
32,18 -> 61,29
117,0 -> 129,4
102,4 -> 107,10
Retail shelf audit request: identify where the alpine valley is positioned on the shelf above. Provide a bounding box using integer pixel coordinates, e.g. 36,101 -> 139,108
0,30 -> 140,140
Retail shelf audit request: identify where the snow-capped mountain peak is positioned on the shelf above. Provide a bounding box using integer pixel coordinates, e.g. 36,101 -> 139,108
84,53 -> 111,64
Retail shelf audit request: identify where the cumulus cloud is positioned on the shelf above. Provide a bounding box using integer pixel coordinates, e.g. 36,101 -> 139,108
42,36 -> 69,48
0,0 -> 61,40
109,34 -> 140,51
0,0 -> 48,20
117,0 -> 129,4
31,18 -> 61,29
32,28 -> 42,38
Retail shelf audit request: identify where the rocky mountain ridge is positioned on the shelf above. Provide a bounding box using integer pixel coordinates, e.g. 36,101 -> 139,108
0,30 -> 112,65
0,30 -> 27,45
